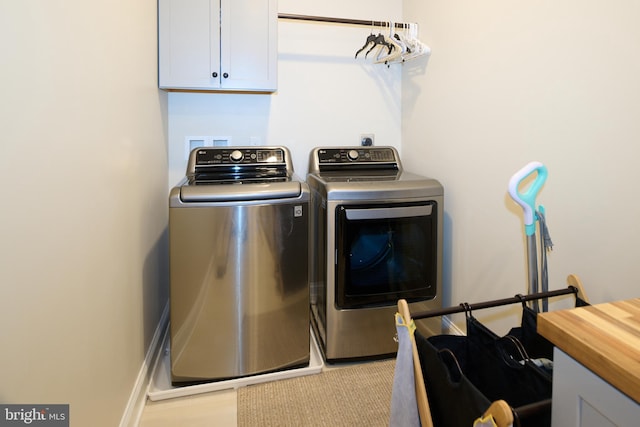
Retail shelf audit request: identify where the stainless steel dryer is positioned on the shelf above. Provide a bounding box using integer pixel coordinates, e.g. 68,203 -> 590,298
169,146 -> 310,385
307,146 -> 443,362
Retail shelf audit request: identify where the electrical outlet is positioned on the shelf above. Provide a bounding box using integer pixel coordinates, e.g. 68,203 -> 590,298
361,134 -> 374,146
185,136 -> 213,159
213,136 -> 232,147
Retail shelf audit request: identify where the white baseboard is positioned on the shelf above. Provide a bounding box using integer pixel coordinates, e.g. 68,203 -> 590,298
119,302 -> 170,427
118,304 -> 462,426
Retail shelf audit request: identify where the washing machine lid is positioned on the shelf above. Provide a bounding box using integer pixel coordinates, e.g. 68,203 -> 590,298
178,146 -> 302,202
179,181 -> 302,202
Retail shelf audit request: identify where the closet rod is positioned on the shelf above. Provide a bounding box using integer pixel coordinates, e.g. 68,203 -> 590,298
278,13 -> 408,29
412,287 -> 578,320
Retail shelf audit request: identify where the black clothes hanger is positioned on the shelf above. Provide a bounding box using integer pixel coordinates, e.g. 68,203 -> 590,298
364,32 -> 394,58
354,21 -> 395,59
355,31 -> 377,58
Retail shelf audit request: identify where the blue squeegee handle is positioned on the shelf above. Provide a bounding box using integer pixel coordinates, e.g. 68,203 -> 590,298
508,161 -> 548,236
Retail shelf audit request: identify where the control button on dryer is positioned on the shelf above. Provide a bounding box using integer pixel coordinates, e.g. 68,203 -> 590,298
347,150 -> 359,161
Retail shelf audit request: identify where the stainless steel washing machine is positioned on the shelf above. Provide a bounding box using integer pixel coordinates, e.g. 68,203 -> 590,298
307,146 -> 443,362
169,146 -> 310,385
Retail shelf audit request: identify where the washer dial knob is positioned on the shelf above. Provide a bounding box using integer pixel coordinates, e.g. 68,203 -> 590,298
230,150 -> 244,162
347,150 -> 359,161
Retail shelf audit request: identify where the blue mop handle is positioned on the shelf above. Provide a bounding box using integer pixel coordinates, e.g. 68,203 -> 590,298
508,161 -> 548,236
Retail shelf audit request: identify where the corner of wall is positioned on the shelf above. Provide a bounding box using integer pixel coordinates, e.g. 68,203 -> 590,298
119,302 -> 170,427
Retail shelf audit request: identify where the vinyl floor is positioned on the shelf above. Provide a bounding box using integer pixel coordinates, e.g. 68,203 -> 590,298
138,389 -> 237,427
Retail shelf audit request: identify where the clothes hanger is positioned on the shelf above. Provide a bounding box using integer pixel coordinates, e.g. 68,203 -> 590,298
374,22 -> 403,65
355,21 -> 428,64
365,28 -> 394,58
357,21 -> 392,59
401,23 -> 431,62
392,23 -> 411,62
355,22 -> 377,58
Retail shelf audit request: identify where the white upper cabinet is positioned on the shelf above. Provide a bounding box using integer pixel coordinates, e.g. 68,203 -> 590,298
158,0 -> 278,92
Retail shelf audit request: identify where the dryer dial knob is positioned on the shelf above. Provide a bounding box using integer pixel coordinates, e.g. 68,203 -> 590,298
347,150 -> 359,161
230,150 -> 244,162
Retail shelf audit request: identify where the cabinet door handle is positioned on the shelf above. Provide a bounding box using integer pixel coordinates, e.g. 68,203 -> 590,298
212,72 -> 218,78
223,73 -> 229,78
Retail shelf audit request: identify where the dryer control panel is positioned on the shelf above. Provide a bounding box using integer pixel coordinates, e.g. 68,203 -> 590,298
310,147 -> 400,173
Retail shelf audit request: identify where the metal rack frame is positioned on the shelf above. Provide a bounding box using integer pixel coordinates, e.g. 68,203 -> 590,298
412,287 -> 579,320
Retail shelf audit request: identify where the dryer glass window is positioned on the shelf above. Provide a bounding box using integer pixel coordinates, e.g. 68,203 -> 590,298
335,201 -> 438,309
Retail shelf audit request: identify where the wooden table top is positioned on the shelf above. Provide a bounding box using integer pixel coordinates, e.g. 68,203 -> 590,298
537,298 -> 640,403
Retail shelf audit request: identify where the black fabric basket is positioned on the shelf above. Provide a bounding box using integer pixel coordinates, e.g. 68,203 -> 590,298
463,315 -> 552,427
415,315 -> 553,427
507,295 -> 590,361
412,289 -> 590,427
414,331 -> 491,427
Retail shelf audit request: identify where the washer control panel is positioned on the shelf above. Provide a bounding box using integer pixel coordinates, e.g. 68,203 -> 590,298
187,146 -> 294,181
194,147 -> 285,166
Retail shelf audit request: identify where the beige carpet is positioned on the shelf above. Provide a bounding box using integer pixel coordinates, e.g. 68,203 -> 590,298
238,359 -> 396,427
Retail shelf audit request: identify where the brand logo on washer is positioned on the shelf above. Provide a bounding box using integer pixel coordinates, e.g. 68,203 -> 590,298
294,205 -> 303,217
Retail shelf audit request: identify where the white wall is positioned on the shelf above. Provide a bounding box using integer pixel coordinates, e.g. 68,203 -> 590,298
168,0 -> 404,187
6,0 -> 636,421
0,1 -> 168,426
403,0 -> 640,332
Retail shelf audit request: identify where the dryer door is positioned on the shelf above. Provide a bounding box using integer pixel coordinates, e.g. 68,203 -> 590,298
334,201 -> 438,309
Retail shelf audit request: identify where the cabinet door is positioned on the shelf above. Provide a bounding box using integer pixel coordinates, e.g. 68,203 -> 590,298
158,0 -> 221,90
220,0 -> 277,91
551,349 -> 639,427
